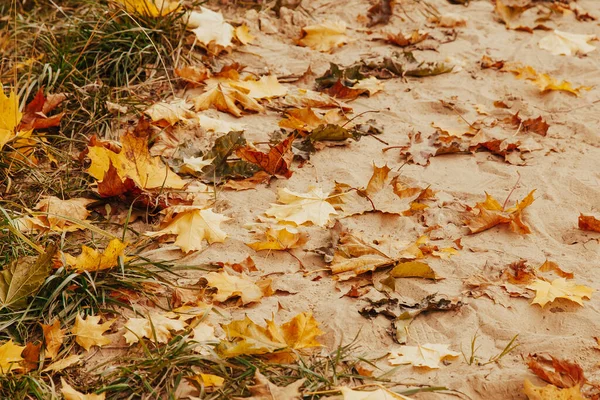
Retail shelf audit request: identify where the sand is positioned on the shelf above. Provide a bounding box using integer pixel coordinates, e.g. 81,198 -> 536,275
142,1 -> 600,398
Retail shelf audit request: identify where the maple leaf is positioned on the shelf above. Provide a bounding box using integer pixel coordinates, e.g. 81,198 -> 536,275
204,270 -> 264,304
60,378 -> 105,400
237,136 -> 295,178
282,88 -> 352,111
367,0 -> 393,27
265,187 -> 338,227
194,114 -> 244,134
0,88 -> 22,149
279,108 -> 347,132
18,89 -> 65,132
388,343 -> 460,369
113,0 -> 179,17
247,225 -> 307,251
339,387 -> 411,400
539,30 -> 596,56
193,84 -> 264,117
234,24 -> 254,45
41,354 -> 81,373
523,379 -> 585,400
526,354 -> 586,389
217,312 -> 323,358
527,278 -> 593,308
189,373 -> 225,388
86,119 -> 186,194
230,75 -> 288,99
510,113 -> 550,136
64,239 -> 129,272
0,340 -> 25,373
41,319 -> 66,360
179,156 -> 215,175
145,206 -> 229,253
16,196 -> 94,233
188,7 -> 234,54
233,370 -> 304,400
386,30 -> 429,47
578,214 -> 600,233
502,63 -> 590,96
123,313 -> 187,344
175,65 -> 210,85
352,76 -> 385,96
390,261 -> 440,280
466,190 -> 535,234
71,314 -> 115,351
297,21 -> 350,52
144,99 -> 194,126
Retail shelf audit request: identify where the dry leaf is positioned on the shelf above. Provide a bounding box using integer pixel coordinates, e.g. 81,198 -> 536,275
0,88 -> 21,149
523,379 -> 585,400
539,260 -> 573,280
265,187 -> 338,227
0,340 -> 24,374
145,206 -> 229,253
527,278 -> 593,307
64,239 -> 129,272
297,21 -> 350,52
71,314 -> 115,351
144,99 -> 194,125
175,65 -> 210,85
247,225 -> 307,251
339,386 -> 411,400
190,373 -> 225,388
527,353 -> 586,388
123,313 -> 187,344
41,354 -> 81,372
204,270 -> 264,304
466,191 -> 535,234
61,377 -> 105,400
237,136 -> 294,178
218,312 -> 323,358
188,7 -> 234,54
41,319 -> 65,360
282,88 -> 352,111
233,370 -> 304,400
234,24 -> 254,45
386,30 -> 429,47
390,261 -> 439,280
578,214 -> 600,233
17,196 -> 94,233
367,0 -> 393,27
435,13 -> 467,28
113,0 -> 179,17
503,63 -> 591,96
193,84 -> 264,117
180,156 -> 215,175
230,75 -> 287,99
538,30 -> 596,56
388,343 -> 460,369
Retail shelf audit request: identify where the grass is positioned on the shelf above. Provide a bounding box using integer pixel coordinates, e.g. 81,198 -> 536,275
462,332 -> 520,367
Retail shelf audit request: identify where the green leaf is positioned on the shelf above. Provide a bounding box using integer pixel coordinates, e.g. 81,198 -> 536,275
0,244 -> 56,310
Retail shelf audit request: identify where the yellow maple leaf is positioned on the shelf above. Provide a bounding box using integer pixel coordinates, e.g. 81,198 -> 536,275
297,20 -> 350,52
218,312 -> 323,358
144,206 -> 229,253
144,99 -> 194,125
466,190 -> 535,234
189,373 -> 225,388
538,30 -> 596,57
0,88 -> 21,149
112,0 -> 179,17
234,24 -> 254,45
205,270 -> 264,304
503,63 -> 591,96
71,314 -> 114,351
388,343 -> 460,369
64,239 -> 129,272
60,378 -> 105,400
265,188 -> 338,227
86,127 -> 186,191
193,84 -> 264,117
41,319 -> 65,360
527,278 -> 593,308
123,313 -> 187,344
523,379 -> 585,400
247,225 -> 307,251
230,75 -> 288,99
16,196 -> 94,233
279,108 -> 347,132
41,354 -> 81,373
0,340 -> 24,373
187,7 -> 234,54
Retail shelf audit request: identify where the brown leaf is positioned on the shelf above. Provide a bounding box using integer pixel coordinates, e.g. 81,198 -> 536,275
527,354 -> 586,388
175,65 -> 211,85
466,191 -> 535,234
41,319 -> 66,360
21,342 -> 41,372
579,214 -> 600,233
539,260 -> 574,280
233,370 -> 304,400
511,113 -> 549,136
481,55 -> 505,69
386,30 -> 429,47
223,171 -> 272,191
367,0 -> 394,27
324,80 -> 366,100
237,136 -> 295,178
18,90 -> 65,131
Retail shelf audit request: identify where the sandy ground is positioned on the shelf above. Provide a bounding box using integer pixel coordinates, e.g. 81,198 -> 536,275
139,1 -> 600,398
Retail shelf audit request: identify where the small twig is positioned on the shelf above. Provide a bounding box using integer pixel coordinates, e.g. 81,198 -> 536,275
502,172 -> 521,211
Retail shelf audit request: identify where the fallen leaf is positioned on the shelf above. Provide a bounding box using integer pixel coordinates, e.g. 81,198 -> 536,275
281,88 -> 352,111
511,114 -> 550,136
503,63 -> 590,96
247,225 -> 307,251
0,245 -> 56,310
190,373 -> 225,388
386,30 -> 429,47
202,131 -> 260,182
145,206 -> 229,253
0,340 -> 25,373
41,319 -> 66,359
180,156 -> 215,175
218,312 -> 323,358
0,88 -> 21,149
297,21 -> 350,52
367,0 -> 393,27
18,89 -> 65,132
527,353 -> 585,388
64,239 -> 129,272
233,370 -> 304,400
17,196 -> 94,233
230,75 -> 288,99
194,114 -> 244,133
123,313 -> 187,344
527,278 -> 593,308
113,0 -> 179,17
21,342 -> 41,372
351,76 -> 385,96
188,7 -> 234,54
523,379 -> 585,400
265,187 -> 338,227
41,354 -> 81,372
61,377 -> 105,400
578,214 -> 600,233
144,99 -> 194,126
434,12 -> 468,28
538,260 -> 573,280
390,261 -> 439,280
193,84 -> 264,117
538,30 -> 596,56
466,191 -> 535,234
204,270 -> 264,304
339,386 -> 411,400
175,65 -> 210,85
71,314 -> 115,351
495,0 -> 550,32
237,135 -> 295,178
388,343 -> 460,368
234,24 -> 254,45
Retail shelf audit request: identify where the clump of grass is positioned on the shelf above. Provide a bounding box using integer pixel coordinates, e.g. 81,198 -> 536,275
462,332 -> 520,366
